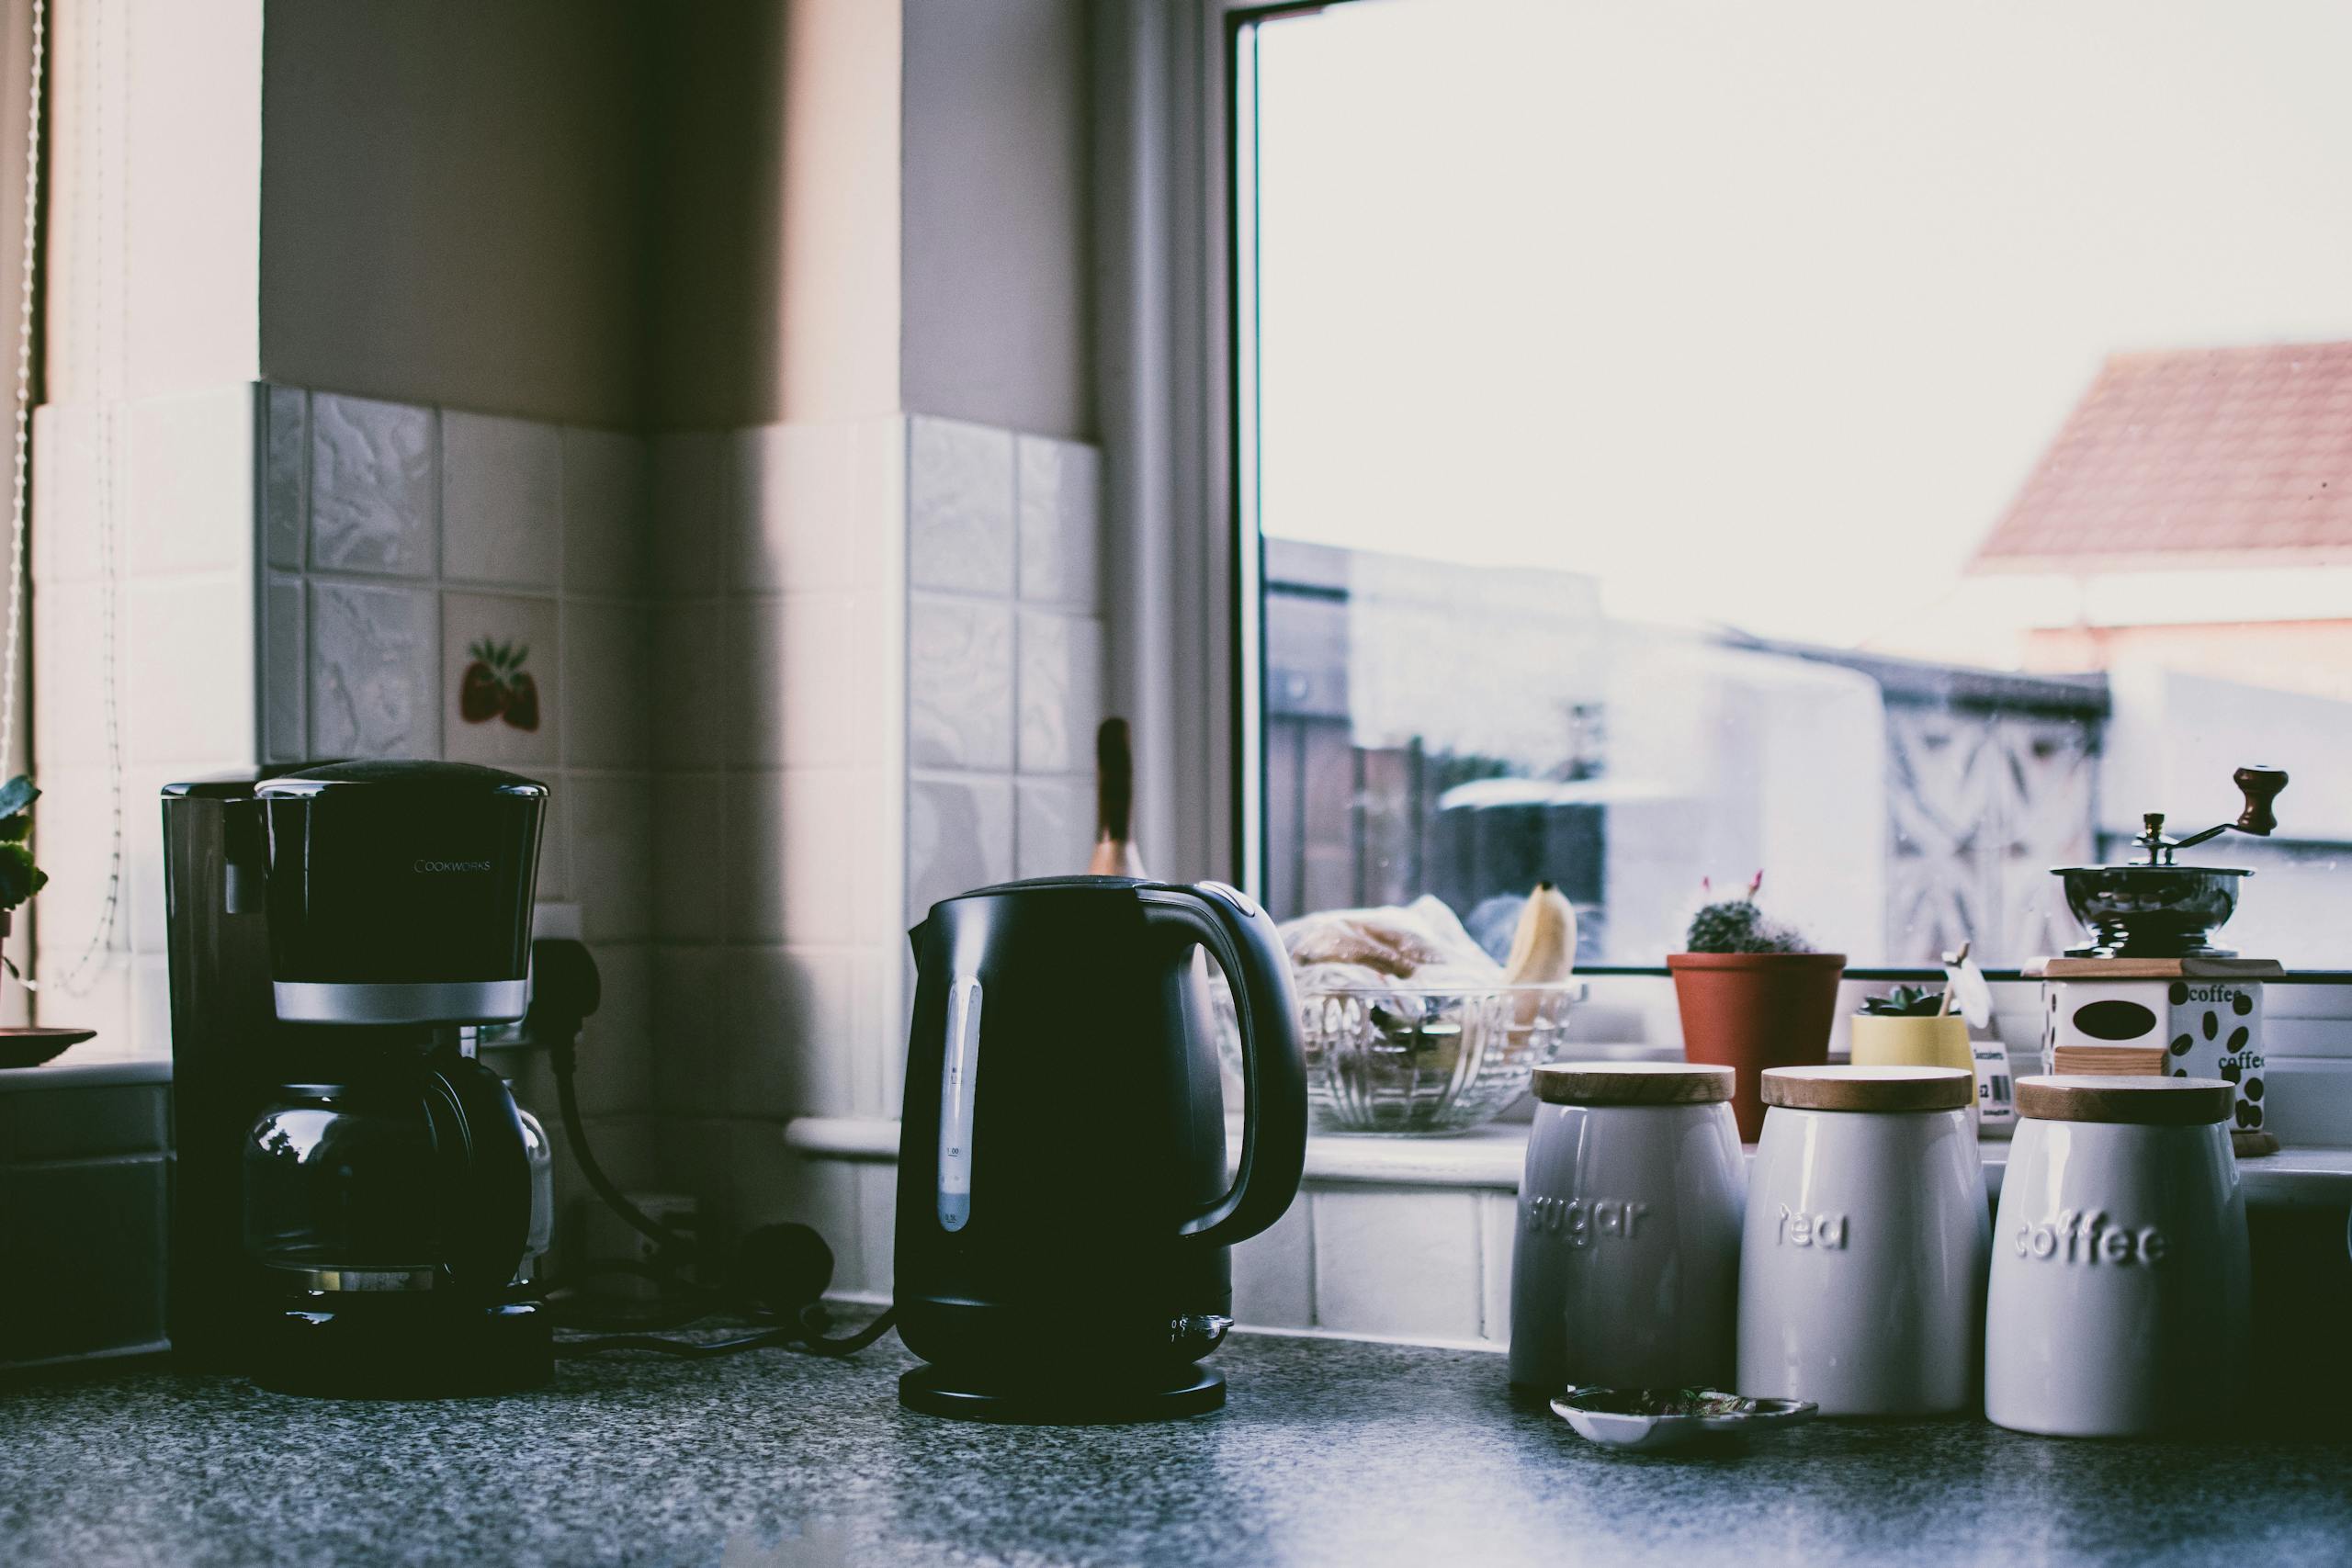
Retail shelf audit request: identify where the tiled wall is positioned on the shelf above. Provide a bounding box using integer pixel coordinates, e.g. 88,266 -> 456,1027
644,415 -> 908,1261
29,382 -> 661,1250
905,418 -> 1105,912
32,384 -> 1109,1301
1231,1183 -> 1516,1348
29,387 -> 260,1056
646,412 -> 1102,1295
257,385 -> 660,1236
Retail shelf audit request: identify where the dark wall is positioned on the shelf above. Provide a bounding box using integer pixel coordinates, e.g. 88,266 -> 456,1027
259,0 -> 652,427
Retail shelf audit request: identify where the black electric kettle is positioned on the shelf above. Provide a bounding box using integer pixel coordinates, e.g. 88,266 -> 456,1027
894,875 -> 1307,1421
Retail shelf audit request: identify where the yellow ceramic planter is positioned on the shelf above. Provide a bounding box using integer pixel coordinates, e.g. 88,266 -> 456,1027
1849,1015 -> 1980,1129
1849,1014 -> 1973,1074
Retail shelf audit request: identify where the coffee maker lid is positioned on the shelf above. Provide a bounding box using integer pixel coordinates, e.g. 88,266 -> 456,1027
258,760 -> 547,799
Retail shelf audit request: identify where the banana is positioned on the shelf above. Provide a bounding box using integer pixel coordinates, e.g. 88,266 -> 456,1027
1503,882 -> 1578,987
1502,883 -> 1578,1033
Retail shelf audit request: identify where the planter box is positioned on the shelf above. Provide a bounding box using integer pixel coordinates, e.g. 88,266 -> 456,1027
0,1060 -> 172,1368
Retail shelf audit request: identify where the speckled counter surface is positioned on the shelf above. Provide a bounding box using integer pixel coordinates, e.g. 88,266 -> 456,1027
4,1323 -> 2347,1568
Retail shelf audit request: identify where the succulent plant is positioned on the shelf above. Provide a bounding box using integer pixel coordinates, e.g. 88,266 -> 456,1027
1860,984 -> 1946,1017
1683,872 -> 1812,954
0,774 -> 44,913
0,774 -> 44,983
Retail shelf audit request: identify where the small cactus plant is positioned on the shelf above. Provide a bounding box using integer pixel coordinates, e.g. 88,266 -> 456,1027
1684,872 -> 1812,954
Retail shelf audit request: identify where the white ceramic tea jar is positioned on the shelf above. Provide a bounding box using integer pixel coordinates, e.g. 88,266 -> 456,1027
1737,1066 -> 1987,1416
1985,1076 -> 2248,1438
1509,1062 -> 1745,1396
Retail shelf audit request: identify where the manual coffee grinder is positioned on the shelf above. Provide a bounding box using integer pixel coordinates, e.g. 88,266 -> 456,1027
2030,764 -> 2288,1156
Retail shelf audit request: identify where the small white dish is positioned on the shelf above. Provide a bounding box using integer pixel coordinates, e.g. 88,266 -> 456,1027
1549,1387 -> 1818,1452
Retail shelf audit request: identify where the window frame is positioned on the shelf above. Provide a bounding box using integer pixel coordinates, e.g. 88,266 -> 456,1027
1189,0 -> 2352,989
1223,1 -> 1337,901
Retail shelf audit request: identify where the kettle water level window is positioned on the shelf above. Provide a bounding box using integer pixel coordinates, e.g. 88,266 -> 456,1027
1231,0 -> 2352,970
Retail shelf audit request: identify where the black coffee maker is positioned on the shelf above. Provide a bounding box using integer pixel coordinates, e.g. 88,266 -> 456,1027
164,761 -> 551,1396
896,875 -> 1307,1422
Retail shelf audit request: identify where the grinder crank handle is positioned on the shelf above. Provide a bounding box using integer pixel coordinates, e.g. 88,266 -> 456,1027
2232,765 -> 2288,836
2172,765 -> 2290,851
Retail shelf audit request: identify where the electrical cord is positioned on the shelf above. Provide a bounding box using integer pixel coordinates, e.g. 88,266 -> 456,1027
547,1259 -> 726,1334
527,938 -> 898,1362
555,1303 -> 900,1362
547,1028 -> 702,1262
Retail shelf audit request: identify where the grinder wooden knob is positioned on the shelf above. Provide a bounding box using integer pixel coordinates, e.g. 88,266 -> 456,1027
2233,766 -> 2288,837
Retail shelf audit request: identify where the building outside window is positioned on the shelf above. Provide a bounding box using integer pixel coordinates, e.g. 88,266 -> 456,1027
1235,0 -> 2352,971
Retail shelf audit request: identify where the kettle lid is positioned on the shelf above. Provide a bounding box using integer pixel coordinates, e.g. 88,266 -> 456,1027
910,874 -> 1156,947
971,874 -> 1148,892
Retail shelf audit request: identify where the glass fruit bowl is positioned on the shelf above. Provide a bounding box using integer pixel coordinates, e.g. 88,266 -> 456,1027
1283,981 -> 1582,1135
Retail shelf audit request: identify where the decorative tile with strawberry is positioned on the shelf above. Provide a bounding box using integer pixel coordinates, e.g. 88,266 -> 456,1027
442,592 -> 559,766
461,638 -> 542,731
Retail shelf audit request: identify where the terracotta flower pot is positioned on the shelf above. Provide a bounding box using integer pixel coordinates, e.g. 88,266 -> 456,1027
1668,952 -> 1847,1142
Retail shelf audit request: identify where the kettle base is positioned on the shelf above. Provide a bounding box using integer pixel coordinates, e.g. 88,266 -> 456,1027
898,1362 -> 1225,1424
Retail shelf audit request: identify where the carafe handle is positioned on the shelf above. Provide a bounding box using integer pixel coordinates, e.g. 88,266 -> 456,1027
1138,881 -> 1307,1247
421,1055 -> 534,1293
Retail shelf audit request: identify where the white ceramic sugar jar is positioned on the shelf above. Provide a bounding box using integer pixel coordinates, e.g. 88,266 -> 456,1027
1985,1076 -> 2248,1438
1509,1063 -> 1745,1397
1737,1066 -> 1987,1416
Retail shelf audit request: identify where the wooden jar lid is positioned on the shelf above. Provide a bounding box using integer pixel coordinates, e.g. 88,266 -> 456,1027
2014,1075 -> 2235,1126
1532,1062 -> 1735,1106
1761,1065 -> 1974,1113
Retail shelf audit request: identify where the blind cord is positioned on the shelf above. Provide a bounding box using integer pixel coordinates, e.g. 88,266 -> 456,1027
41,0 -> 125,998
0,0 -> 41,762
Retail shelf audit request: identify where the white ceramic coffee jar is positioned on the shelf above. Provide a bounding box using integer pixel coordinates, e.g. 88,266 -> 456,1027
1509,1063 -> 1745,1396
1737,1066 -> 1988,1416
1985,1076 -> 2248,1438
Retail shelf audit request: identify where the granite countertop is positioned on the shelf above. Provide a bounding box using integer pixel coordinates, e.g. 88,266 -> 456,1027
5,1322 -> 2348,1568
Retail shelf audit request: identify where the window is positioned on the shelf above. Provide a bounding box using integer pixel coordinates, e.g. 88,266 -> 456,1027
1234,0 -> 2352,970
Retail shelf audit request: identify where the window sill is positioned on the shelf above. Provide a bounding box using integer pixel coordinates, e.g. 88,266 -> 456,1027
783,1115 -> 2352,1212
0,1059 -> 173,1091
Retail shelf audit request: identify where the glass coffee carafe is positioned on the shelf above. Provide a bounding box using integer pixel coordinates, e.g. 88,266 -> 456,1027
243,1037 -> 551,1301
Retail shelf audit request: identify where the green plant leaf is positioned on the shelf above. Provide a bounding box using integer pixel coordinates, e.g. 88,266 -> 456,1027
0,842 -> 43,908
0,774 -> 37,819
0,814 -> 29,843
1860,984 -> 1945,1016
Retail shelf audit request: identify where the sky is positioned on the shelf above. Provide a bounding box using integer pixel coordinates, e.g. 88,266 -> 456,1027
1252,0 -> 2352,655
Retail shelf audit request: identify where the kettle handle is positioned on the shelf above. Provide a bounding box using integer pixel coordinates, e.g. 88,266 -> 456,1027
1138,882 -> 1307,1247
420,1055 -> 534,1293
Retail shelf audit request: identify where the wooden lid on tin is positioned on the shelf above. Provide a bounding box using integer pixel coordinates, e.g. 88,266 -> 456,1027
2015,1075 -> 2235,1126
1532,1061 -> 1735,1106
1761,1065 -> 1974,1113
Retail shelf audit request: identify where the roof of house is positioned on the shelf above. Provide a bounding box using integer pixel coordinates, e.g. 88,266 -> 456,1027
1969,340 -> 2352,572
